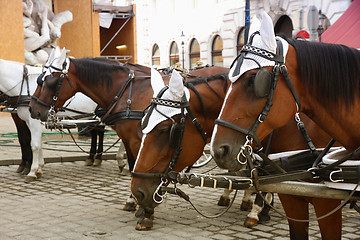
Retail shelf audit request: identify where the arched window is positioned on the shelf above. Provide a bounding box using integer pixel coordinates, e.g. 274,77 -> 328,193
189,38 -> 200,69
274,15 -> 293,39
152,44 -> 160,66
211,35 -> 223,67
236,28 -> 245,55
169,41 -> 179,67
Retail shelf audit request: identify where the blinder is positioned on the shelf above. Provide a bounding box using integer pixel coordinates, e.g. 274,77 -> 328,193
45,75 -> 61,90
169,122 -> 182,148
254,68 -> 273,98
36,73 -> 45,86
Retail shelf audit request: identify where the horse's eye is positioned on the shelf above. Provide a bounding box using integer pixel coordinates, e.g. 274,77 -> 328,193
247,76 -> 255,87
157,126 -> 171,136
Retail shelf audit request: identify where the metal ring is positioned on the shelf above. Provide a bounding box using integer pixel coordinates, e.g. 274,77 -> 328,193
153,180 -> 167,204
237,151 -> 247,164
329,169 -> 344,183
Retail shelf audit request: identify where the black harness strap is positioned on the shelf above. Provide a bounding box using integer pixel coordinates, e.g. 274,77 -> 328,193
103,111 -> 145,125
280,65 -> 301,111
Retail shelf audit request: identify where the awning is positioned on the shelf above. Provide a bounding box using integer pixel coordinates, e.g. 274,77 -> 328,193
321,0 -> 360,48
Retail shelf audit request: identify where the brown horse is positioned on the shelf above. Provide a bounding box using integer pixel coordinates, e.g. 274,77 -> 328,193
28,49 -> 228,210
130,68 -> 337,233
211,12 -> 358,240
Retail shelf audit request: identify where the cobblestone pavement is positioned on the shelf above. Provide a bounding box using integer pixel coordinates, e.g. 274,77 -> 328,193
1,159 -> 360,240
0,114 -> 359,239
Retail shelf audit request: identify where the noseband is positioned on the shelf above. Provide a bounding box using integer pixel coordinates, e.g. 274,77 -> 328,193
215,32 -> 302,160
132,85 -> 207,181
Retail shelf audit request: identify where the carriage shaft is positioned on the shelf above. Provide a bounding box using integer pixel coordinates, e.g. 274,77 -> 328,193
249,181 -> 360,200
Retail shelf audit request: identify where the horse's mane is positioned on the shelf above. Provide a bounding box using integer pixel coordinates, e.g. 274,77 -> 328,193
185,73 -> 228,96
125,62 -> 151,74
70,58 -> 129,89
285,38 -> 360,107
184,72 -> 228,119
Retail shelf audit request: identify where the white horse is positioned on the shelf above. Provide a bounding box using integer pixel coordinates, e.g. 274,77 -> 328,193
0,59 -> 44,182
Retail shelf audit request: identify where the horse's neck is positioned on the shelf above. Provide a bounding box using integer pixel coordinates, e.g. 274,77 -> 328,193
0,60 -> 41,96
302,95 -> 360,151
192,80 -> 225,136
73,65 -> 148,111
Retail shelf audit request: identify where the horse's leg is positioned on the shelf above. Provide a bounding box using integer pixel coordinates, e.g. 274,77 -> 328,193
218,189 -> 232,206
240,189 -> 253,211
244,192 -> 266,227
93,127 -> 105,167
85,129 -> 97,166
258,192 -> 273,223
122,141 -> 137,212
11,113 -> 32,175
116,141 -> 127,172
313,198 -> 342,240
278,194 -> 309,240
24,116 -> 43,183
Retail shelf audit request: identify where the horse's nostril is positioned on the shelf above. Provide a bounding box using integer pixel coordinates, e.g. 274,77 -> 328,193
214,144 -> 230,160
37,112 -> 41,118
133,189 -> 145,204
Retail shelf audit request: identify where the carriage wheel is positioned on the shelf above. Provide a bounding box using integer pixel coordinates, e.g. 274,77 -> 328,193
192,144 -> 213,168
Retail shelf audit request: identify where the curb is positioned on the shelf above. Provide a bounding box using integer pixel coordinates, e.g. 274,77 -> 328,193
0,153 -> 117,166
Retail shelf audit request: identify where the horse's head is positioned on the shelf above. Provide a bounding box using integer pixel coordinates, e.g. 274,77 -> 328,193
30,47 -> 77,121
131,68 -> 207,211
211,12 -> 298,171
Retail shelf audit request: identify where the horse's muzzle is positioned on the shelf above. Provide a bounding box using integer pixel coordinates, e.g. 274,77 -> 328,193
211,143 -> 244,171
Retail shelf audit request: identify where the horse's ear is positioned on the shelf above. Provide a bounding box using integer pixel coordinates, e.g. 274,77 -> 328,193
260,11 -> 276,53
168,70 -> 184,100
248,15 -> 261,41
45,48 -> 56,66
57,47 -> 67,64
151,68 -> 165,97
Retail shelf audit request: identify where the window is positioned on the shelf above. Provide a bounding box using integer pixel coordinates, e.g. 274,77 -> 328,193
169,41 -> 179,67
152,44 -> 160,66
189,38 -> 200,69
237,28 -> 245,55
211,35 -> 223,67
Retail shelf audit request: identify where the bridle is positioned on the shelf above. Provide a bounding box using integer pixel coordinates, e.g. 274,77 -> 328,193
215,32 -> 302,162
131,85 -> 207,203
32,58 -> 136,125
32,59 -> 77,121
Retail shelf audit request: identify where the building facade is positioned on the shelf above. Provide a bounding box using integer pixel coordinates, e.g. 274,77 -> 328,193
133,0 -> 352,69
